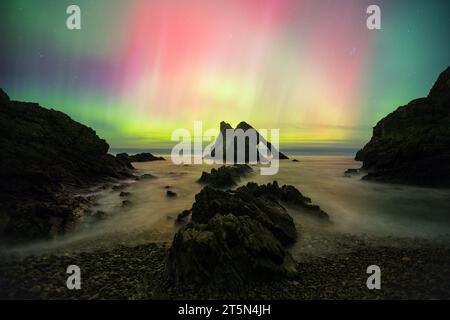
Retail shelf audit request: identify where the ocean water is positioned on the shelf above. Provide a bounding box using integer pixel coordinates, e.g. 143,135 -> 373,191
4,155 -> 450,256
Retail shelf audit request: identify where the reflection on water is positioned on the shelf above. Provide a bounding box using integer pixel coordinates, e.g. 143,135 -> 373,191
3,155 -> 450,256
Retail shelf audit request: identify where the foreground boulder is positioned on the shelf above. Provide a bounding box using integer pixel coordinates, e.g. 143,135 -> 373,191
356,67 -> 450,186
192,181 -> 329,229
0,89 -> 134,240
116,152 -> 165,163
167,213 -> 297,289
166,182 -> 329,289
198,164 -> 252,188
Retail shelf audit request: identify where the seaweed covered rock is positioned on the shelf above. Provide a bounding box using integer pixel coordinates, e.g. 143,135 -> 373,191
191,184 -> 297,245
198,164 -> 252,188
166,182 -> 329,289
243,182 -> 330,220
167,213 -> 297,289
356,67 -> 450,186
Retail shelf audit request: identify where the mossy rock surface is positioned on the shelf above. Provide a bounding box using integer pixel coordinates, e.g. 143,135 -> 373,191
167,213 -> 297,289
166,181 -> 329,289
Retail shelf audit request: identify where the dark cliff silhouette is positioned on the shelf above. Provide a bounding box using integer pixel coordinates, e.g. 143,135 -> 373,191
356,67 -> 450,186
0,89 -> 133,240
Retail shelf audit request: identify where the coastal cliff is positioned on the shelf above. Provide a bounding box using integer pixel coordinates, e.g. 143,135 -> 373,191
0,89 -> 133,240
356,67 -> 450,186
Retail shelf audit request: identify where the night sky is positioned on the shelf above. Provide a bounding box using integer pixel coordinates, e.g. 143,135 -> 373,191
1,0 -> 449,148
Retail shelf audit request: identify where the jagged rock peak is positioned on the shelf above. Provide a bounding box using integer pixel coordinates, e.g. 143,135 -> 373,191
236,121 -> 253,131
0,88 -> 10,103
428,66 -> 450,104
219,121 -> 233,133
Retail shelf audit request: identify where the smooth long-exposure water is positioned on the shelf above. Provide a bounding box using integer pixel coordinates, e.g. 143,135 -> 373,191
4,155 -> 450,256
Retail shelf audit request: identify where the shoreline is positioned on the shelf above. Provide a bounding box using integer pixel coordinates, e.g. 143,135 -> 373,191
2,162 -> 450,300
2,155 -> 450,300
1,231 -> 449,300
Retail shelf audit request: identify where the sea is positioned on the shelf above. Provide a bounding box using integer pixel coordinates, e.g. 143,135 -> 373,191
3,153 -> 450,257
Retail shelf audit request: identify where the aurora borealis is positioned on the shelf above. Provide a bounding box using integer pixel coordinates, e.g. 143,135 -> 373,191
1,0 -> 449,149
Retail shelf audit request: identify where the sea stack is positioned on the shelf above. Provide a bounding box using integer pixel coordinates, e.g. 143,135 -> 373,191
207,121 -> 289,162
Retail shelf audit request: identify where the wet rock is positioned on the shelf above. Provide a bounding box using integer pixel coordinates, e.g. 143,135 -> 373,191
176,210 -> 191,223
94,211 -> 106,219
74,196 -> 90,205
86,195 -> 99,202
139,173 -> 156,180
112,184 -> 127,191
240,181 -> 330,221
116,152 -> 165,162
166,190 -> 177,198
191,182 -> 307,244
198,164 -> 253,188
167,213 -> 297,289
115,153 -> 134,169
122,200 -> 132,207
165,181 -> 328,289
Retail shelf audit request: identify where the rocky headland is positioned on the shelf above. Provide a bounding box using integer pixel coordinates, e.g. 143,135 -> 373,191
0,89 -> 134,241
356,67 -> 450,186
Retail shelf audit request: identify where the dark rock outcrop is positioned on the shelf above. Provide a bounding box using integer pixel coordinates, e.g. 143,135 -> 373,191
0,88 -> 10,103
206,121 -> 289,162
356,67 -> 450,186
115,153 -> 134,169
176,209 -> 191,223
198,164 -> 252,188
0,89 -> 134,240
137,173 -> 157,180
166,181 -> 329,289
166,190 -> 177,198
344,168 -> 360,177
122,200 -> 132,207
167,214 -> 297,289
117,152 -> 165,163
